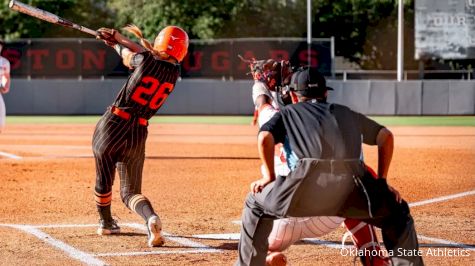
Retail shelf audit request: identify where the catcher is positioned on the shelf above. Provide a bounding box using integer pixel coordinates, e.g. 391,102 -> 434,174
93,24 -> 188,247
242,58 -> 392,266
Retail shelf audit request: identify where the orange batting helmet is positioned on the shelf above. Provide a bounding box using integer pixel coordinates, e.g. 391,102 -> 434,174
154,26 -> 189,62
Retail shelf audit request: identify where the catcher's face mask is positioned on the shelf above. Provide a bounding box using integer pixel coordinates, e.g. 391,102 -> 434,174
260,60 -> 280,89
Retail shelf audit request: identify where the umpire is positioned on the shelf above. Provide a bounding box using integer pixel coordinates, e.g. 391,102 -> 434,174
235,67 -> 423,266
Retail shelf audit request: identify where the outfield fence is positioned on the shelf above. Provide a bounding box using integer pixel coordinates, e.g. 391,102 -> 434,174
3,79 -> 474,116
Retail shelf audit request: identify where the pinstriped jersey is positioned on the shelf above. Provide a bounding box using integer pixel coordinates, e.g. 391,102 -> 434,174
112,51 -> 180,120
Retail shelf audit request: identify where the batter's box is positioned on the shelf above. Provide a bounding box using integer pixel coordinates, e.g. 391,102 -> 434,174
0,222 -> 221,266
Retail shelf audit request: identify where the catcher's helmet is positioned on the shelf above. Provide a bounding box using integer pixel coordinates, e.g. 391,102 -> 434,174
154,26 -> 189,62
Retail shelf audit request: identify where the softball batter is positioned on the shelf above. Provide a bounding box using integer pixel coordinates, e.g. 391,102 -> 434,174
93,25 -> 188,247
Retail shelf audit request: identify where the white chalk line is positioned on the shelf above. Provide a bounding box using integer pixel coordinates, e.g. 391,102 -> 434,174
123,223 -> 220,251
193,233 -> 240,240
30,222 -> 220,251
34,222 -> 221,252
33,223 -> 99,228
417,235 -> 475,251
409,190 -> 475,207
95,249 -> 219,257
0,151 -> 22,160
302,238 -> 352,249
0,222 -> 222,265
1,224 -> 105,266
0,145 -> 91,159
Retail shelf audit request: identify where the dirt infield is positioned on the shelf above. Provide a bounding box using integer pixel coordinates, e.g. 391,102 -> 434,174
0,123 -> 474,265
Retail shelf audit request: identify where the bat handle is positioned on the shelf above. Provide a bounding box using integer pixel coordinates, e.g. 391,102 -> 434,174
80,27 -> 98,36
82,27 -> 99,36
56,17 -> 98,36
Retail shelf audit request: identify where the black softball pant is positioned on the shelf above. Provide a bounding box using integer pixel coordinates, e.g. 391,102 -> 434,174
92,112 -> 148,209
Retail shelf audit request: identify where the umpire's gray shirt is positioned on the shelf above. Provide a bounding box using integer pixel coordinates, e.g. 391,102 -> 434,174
260,100 -> 384,161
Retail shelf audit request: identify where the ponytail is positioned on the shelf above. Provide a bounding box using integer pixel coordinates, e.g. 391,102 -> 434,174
123,24 -> 160,57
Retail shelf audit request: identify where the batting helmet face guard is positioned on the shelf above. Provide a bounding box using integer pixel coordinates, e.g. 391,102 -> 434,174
154,26 -> 189,63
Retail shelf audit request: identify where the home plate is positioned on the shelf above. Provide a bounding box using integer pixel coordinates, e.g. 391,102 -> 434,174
193,233 -> 240,240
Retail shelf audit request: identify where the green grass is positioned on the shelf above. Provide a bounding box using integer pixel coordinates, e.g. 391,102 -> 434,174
150,116 -> 252,124
6,116 -> 102,124
370,116 -> 475,127
5,115 -> 252,125
5,115 -> 475,126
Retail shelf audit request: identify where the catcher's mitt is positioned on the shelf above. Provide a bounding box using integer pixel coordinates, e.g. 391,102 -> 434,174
97,27 -> 118,47
238,56 -> 279,87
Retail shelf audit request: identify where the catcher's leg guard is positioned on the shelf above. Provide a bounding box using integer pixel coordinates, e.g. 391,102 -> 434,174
344,219 -> 391,266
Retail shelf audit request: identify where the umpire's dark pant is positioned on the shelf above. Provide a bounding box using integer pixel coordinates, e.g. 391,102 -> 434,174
235,159 -> 423,266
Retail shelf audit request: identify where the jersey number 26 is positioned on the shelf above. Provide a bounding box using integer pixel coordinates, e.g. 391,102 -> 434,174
131,76 -> 175,110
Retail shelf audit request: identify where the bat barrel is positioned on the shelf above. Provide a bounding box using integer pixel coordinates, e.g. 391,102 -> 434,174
9,0 -> 59,24
8,0 -> 15,9
9,0 -> 97,37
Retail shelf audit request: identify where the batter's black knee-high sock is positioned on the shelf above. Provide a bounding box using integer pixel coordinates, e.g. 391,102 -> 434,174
97,205 -> 113,221
127,194 -> 156,221
95,191 -> 113,221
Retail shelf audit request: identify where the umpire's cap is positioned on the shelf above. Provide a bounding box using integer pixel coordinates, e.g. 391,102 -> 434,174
291,67 -> 333,97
